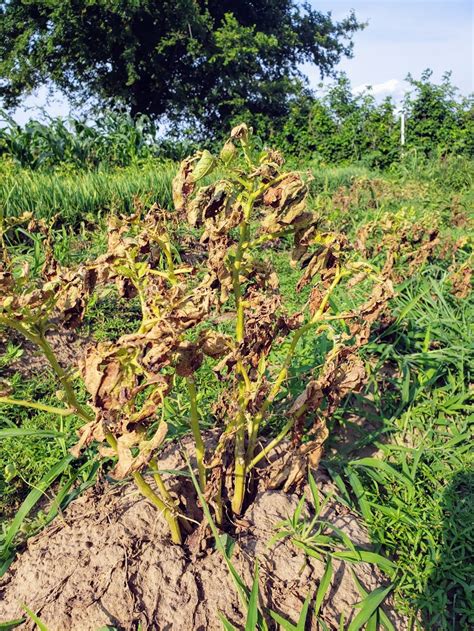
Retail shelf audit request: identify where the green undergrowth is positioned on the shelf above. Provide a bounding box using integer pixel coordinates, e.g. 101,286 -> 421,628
323,272 -> 473,629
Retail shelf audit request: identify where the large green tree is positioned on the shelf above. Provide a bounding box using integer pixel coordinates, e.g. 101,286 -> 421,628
0,1 -> 363,134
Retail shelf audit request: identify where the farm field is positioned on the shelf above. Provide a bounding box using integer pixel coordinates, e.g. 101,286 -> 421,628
0,124 -> 472,631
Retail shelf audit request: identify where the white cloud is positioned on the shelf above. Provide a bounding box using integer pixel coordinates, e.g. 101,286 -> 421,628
353,78 -> 402,96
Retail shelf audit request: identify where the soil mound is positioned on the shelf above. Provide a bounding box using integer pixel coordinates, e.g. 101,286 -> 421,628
0,441 -> 405,630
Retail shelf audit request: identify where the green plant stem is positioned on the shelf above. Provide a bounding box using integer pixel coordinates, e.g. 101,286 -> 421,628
214,477 -> 224,525
246,404 -> 308,472
229,180 -> 298,514
185,376 -> 206,490
231,201 -> 252,515
0,396 -> 74,416
105,433 -> 182,544
247,418 -> 295,471
149,457 -> 178,506
155,234 -> 178,285
245,326 -> 306,462
231,376 -> 247,514
0,315 -> 94,425
131,471 -> 182,544
36,332 -> 93,423
125,252 -> 150,329
158,231 -> 207,504
163,242 -> 178,285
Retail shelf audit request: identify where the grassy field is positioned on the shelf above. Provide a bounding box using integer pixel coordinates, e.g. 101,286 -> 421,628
0,152 -> 472,628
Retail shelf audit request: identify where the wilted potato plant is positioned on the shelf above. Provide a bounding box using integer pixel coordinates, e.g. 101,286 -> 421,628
0,124 -> 393,543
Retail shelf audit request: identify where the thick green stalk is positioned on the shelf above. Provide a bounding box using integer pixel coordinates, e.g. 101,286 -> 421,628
149,457 -> 178,506
0,317 -> 94,424
231,376 -> 247,514
231,203 -> 252,515
157,233 -> 207,498
245,324 -> 308,461
230,177 -> 307,513
150,458 -> 193,534
36,333 -> 93,423
246,405 -> 308,472
213,477 -> 224,525
185,376 -> 206,490
105,434 -> 182,544
131,472 -> 182,544
247,418 -> 295,471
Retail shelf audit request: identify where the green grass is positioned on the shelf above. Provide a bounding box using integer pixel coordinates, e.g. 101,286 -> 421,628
0,372 -> 85,519
0,159 -> 175,224
323,272 -> 474,629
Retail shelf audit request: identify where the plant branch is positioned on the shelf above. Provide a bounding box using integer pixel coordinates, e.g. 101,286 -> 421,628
185,376 -> 206,490
0,396 -> 74,416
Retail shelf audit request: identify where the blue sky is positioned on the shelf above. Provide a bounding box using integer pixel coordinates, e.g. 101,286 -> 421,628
9,0 -> 474,124
307,0 -> 473,99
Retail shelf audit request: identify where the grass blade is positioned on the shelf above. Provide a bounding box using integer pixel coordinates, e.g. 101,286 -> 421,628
0,428 -> 66,439
346,469 -> 372,523
218,613 -> 238,631
245,564 -> 260,631
349,458 -> 415,494
351,571 -> 395,631
0,620 -> 25,630
332,549 -> 396,576
347,584 -> 393,631
20,604 -> 50,631
295,590 -> 312,631
314,556 -> 333,616
0,455 -> 73,568
269,610 -> 296,631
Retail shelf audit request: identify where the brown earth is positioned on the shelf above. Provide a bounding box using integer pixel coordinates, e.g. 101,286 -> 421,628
1,326 -> 88,378
0,439 -> 406,631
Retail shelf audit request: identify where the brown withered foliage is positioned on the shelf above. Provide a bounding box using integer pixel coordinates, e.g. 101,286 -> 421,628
295,232 -> 349,291
352,210 -> 471,284
448,261 -> 472,299
349,278 -> 395,346
289,347 -> 366,425
1,123 -> 399,536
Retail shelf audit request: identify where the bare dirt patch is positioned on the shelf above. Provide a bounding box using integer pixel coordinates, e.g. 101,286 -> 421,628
0,440 -> 406,631
1,326 -> 88,378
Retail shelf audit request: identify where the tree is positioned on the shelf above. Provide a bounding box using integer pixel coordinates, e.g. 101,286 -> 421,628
0,1 -> 363,136
403,70 -> 474,156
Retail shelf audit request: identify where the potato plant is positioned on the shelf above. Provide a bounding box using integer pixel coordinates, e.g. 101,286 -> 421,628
0,124 -> 394,543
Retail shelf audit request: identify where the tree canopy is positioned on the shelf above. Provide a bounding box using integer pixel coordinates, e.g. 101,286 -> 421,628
0,1 -> 363,134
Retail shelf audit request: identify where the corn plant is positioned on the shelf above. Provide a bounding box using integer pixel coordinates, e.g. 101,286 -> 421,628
0,110 -> 166,169
0,124 -> 394,543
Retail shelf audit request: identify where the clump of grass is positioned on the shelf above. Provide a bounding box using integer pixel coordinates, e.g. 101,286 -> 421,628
339,272 -> 474,628
0,372 -> 79,517
0,160 -> 175,224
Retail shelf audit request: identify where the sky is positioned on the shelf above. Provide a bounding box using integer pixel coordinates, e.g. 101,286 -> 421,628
306,0 -> 473,100
8,0 -> 474,125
